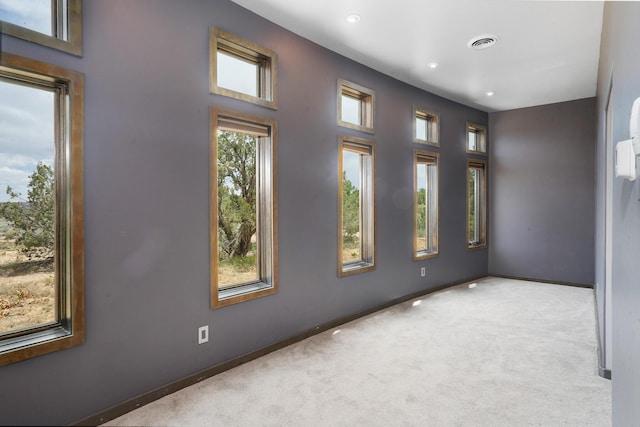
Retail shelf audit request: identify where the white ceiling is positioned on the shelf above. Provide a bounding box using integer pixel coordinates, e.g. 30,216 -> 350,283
230,0 -> 604,112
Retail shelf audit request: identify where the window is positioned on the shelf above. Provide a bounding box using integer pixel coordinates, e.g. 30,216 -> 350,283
337,79 -> 375,134
0,0 -> 82,56
211,109 -> 277,308
0,53 -> 84,366
210,27 -> 278,109
414,150 -> 439,259
467,122 -> 487,154
339,136 -> 375,276
414,107 -> 439,146
467,159 -> 487,249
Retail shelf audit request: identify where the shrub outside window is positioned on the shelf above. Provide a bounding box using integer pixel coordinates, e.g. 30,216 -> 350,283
467,159 -> 487,249
414,150 -> 439,259
337,79 -> 375,134
414,107 -> 439,146
210,27 -> 278,109
210,109 -> 278,308
339,136 -> 375,277
0,0 -> 82,56
0,52 -> 85,366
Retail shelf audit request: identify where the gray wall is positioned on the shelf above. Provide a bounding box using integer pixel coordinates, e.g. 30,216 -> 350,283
596,3 -> 640,424
0,1 -> 488,424
488,99 -> 596,285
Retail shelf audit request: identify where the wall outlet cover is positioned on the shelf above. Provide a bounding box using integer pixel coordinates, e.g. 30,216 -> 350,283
198,325 -> 209,344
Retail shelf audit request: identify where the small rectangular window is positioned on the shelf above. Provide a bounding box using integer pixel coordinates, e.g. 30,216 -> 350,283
339,136 -> 375,276
0,53 -> 84,366
210,27 -> 278,109
414,150 -> 439,259
0,0 -> 82,56
467,122 -> 487,154
338,79 -> 375,134
414,107 -> 439,146
467,159 -> 487,249
211,109 -> 278,308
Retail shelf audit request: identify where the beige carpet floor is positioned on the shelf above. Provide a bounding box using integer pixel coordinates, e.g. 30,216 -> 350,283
105,277 -> 611,426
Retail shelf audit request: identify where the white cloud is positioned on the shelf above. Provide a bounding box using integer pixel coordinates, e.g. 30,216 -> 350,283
0,153 -> 39,168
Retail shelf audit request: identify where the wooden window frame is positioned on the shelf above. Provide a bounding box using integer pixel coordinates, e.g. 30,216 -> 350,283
414,106 -> 440,146
466,122 -> 487,155
467,159 -> 487,250
337,79 -> 375,134
210,108 -> 278,308
338,136 -> 376,277
210,27 -> 278,110
0,0 -> 83,56
0,53 -> 85,366
414,150 -> 439,260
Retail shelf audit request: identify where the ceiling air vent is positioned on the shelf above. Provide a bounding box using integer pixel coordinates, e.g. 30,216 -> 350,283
468,35 -> 498,50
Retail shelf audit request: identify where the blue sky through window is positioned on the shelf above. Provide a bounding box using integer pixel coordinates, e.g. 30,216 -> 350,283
341,95 -> 360,125
0,80 -> 54,202
416,117 -> 426,140
217,51 -> 258,97
417,163 -> 426,191
343,150 -> 360,191
0,0 -> 52,36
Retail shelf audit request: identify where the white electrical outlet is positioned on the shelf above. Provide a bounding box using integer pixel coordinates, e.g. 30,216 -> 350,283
420,267 -> 426,277
198,325 -> 209,344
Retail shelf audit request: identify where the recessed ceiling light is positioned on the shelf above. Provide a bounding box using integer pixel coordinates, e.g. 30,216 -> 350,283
346,14 -> 361,23
486,91 -> 495,97
428,62 -> 439,69
468,34 -> 499,50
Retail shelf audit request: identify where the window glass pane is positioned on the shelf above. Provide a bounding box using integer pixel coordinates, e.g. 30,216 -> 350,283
217,129 -> 259,288
467,124 -> 486,153
0,0 -> 52,36
342,149 -> 361,265
341,95 -> 361,125
416,117 -> 427,141
416,163 -> 427,252
339,137 -> 374,276
469,168 -> 477,242
426,163 -> 438,252
211,29 -> 277,109
0,79 -> 56,335
468,165 -> 485,245
414,109 -> 439,145
217,51 -> 259,97
468,130 -> 477,151
416,155 -> 438,257
337,80 -> 374,133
